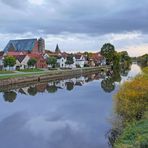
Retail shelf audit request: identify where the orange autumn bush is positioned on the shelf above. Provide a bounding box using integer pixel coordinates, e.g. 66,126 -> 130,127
115,74 -> 148,122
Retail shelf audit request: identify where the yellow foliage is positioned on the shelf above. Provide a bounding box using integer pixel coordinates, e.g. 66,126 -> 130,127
114,70 -> 148,122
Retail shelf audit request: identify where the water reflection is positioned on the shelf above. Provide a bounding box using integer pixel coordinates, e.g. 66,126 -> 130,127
0,65 -> 133,101
0,64 -> 141,148
1,72 -> 107,101
3,91 -> 17,103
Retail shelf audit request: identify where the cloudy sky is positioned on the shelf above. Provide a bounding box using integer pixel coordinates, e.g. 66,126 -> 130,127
0,0 -> 148,56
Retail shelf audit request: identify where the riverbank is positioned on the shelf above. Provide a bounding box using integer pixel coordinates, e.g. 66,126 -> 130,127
114,67 -> 148,148
0,66 -> 110,87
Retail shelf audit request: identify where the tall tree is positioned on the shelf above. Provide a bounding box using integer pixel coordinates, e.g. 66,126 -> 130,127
3,56 -> 16,69
27,58 -> 37,68
100,43 -> 115,64
66,54 -> 74,65
46,57 -> 57,68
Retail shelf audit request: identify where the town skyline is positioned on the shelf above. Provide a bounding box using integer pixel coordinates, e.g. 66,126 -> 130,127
0,36 -> 147,57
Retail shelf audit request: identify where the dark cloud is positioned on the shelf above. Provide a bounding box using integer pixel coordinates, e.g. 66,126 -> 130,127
0,0 -> 147,35
0,0 -> 148,56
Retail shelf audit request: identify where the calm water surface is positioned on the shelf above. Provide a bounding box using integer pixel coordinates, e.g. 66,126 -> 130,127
0,64 -> 141,148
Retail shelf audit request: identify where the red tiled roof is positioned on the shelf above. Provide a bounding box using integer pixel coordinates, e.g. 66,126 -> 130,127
28,53 -> 42,59
91,53 -> 103,62
6,51 -> 27,56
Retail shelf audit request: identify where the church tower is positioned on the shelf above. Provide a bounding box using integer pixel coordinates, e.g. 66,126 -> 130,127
38,37 -> 45,53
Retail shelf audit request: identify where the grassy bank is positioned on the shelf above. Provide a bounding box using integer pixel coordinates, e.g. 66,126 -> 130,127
0,66 -> 109,80
114,112 -> 148,148
0,70 -> 15,74
114,67 -> 148,148
18,68 -> 44,72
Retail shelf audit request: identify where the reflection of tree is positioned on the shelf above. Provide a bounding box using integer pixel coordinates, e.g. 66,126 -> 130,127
101,78 -> 115,93
28,86 -> 37,96
3,91 -> 17,102
120,66 -> 131,77
46,85 -> 57,93
101,67 -> 125,93
111,70 -> 121,83
66,82 -> 74,91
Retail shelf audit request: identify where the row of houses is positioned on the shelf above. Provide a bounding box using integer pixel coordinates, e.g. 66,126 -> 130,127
0,38 -> 106,70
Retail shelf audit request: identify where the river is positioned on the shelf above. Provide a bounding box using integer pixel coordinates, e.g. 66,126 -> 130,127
0,64 -> 141,148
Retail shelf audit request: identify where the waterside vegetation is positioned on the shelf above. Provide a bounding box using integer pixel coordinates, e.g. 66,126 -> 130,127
112,67 -> 148,148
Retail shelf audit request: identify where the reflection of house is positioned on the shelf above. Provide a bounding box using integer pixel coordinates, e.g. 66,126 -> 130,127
36,83 -> 47,93
76,76 -> 85,83
55,80 -> 66,89
18,87 -> 30,95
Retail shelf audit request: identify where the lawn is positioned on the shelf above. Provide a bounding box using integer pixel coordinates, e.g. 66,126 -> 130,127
18,68 -> 44,72
0,70 -> 15,74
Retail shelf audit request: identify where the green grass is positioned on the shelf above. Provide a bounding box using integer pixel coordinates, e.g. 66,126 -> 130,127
0,73 -> 41,79
18,68 -> 43,72
114,67 -> 148,148
115,112 -> 148,148
0,70 -> 15,74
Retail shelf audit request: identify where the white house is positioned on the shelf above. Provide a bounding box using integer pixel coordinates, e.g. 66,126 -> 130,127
57,56 -> 67,68
74,54 -> 86,68
15,55 -> 30,70
43,53 -> 49,59
100,57 -> 106,65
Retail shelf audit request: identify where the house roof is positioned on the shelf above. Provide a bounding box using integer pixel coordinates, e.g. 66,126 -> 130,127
91,53 -> 103,62
28,53 -> 43,59
4,39 -> 37,52
75,54 -> 82,59
6,51 -> 27,56
14,55 -> 27,63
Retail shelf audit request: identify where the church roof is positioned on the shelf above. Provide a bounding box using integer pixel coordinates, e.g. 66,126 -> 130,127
4,39 -> 37,52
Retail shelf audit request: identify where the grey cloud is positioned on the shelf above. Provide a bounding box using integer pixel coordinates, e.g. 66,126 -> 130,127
0,0 -> 148,56
0,0 -> 28,8
0,0 -> 148,35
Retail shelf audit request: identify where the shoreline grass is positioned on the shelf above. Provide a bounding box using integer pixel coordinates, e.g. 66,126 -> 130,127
114,67 -> 148,148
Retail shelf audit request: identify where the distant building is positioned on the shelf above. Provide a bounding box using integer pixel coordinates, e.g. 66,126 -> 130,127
0,51 -> 4,70
38,38 -> 45,53
4,38 -> 45,53
28,53 -> 47,68
57,56 -> 67,68
55,44 -> 61,53
74,54 -> 86,68
14,55 -> 30,70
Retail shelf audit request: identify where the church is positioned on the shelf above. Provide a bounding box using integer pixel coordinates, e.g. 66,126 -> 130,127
4,38 -> 45,53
